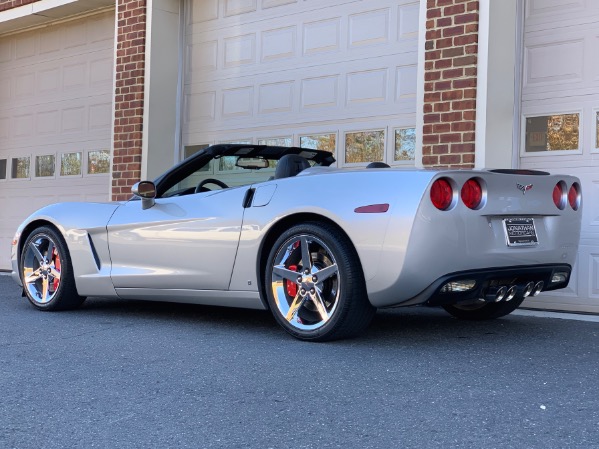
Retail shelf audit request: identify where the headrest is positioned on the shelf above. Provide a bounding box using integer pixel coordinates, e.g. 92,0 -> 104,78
274,154 -> 310,179
366,162 -> 390,168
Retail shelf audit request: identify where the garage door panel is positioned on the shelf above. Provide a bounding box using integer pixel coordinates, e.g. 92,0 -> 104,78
186,1 -> 418,79
525,0 -> 599,31
187,0 -> 358,30
1,99 -> 112,145
184,52 -> 417,134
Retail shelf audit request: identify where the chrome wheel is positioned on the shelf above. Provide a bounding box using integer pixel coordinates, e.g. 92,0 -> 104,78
20,226 -> 85,311
270,234 -> 340,331
266,222 -> 375,341
22,233 -> 62,305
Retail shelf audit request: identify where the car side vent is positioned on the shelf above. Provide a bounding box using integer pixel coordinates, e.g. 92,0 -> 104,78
87,234 -> 101,270
489,169 -> 549,176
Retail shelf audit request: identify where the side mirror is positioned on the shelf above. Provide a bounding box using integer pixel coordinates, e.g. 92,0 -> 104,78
132,181 -> 156,210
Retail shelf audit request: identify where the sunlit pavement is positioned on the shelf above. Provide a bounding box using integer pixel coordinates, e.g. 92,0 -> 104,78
1,273 -> 598,449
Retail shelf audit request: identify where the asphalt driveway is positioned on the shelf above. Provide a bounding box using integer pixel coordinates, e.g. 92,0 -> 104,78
1,273 -> 598,449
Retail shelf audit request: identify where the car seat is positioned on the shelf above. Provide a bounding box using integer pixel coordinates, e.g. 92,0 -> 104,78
274,154 -> 310,179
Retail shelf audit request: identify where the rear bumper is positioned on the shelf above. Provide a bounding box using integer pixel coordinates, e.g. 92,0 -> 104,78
388,264 -> 571,307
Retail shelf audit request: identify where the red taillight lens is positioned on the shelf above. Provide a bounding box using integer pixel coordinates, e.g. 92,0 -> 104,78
461,178 -> 483,209
553,182 -> 566,210
430,178 -> 453,210
568,182 -> 581,210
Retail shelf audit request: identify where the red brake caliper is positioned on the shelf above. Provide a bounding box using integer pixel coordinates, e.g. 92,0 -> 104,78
286,265 -> 298,297
52,248 -> 61,291
285,241 -> 302,297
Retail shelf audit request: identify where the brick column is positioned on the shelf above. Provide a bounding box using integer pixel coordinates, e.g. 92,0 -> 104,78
422,0 -> 479,168
0,0 -> 39,11
112,0 -> 146,201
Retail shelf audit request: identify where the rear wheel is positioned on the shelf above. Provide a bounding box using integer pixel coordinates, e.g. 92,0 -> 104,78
20,226 -> 85,311
442,297 -> 525,320
265,222 -> 375,341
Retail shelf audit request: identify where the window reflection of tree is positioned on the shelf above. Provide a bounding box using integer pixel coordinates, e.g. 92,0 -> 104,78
547,114 -> 579,151
300,134 -> 336,153
395,128 -> 416,161
61,153 -> 82,176
88,150 -> 110,174
13,157 -> 30,178
345,130 -> 384,163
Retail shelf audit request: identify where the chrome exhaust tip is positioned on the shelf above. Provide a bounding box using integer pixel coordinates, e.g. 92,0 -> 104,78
531,281 -> 544,297
484,286 -> 508,302
505,285 -> 518,302
495,286 -> 507,302
522,281 -> 535,298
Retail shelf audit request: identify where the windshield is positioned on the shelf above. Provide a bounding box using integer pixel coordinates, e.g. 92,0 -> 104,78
162,156 -> 277,197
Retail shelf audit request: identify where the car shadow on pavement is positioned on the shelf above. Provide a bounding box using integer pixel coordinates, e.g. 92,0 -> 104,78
69,296 -> 550,345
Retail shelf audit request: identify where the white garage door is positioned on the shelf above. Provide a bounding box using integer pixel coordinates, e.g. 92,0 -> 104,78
0,11 -> 114,270
520,1 -> 599,312
183,0 -> 419,169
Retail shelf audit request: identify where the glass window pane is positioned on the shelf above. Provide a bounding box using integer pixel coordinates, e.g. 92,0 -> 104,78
525,114 -> 580,152
60,152 -> 81,176
596,111 -> 599,149
0,159 -> 6,180
88,150 -> 110,174
345,130 -> 384,163
11,157 -> 30,179
184,144 -> 209,159
258,137 -> 292,147
300,134 -> 336,153
394,128 -> 416,162
219,156 -> 242,171
35,155 -> 55,177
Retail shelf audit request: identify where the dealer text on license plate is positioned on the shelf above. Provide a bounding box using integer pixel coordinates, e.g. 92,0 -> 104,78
503,218 -> 538,247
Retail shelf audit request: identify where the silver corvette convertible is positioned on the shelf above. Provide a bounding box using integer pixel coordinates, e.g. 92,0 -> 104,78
10,144 -> 582,341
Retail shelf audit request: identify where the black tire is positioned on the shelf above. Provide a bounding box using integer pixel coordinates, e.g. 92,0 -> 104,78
264,222 -> 375,341
20,226 -> 86,311
442,297 -> 525,320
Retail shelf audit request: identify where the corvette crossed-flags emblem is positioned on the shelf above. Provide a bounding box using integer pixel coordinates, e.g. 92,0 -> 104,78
517,183 -> 533,195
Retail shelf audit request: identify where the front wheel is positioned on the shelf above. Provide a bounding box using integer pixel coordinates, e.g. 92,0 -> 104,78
20,226 -> 85,311
265,222 -> 375,341
442,297 -> 525,320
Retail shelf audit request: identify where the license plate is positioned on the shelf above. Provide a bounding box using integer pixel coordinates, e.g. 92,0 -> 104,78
503,218 -> 538,247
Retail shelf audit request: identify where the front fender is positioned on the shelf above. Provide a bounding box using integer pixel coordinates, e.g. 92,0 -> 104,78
12,202 -> 122,297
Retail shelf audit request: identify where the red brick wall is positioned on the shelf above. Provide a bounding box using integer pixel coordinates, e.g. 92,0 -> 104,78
422,0 -> 479,168
112,0 -> 146,201
0,0 -> 39,12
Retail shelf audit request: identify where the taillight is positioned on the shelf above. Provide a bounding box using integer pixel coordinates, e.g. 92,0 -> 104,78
553,181 -> 566,210
461,178 -> 483,210
568,182 -> 581,210
430,178 -> 453,210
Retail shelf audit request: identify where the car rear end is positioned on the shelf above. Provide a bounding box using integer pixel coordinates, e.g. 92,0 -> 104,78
370,169 -> 582,308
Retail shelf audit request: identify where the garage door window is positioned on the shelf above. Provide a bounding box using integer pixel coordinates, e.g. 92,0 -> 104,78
344,129 -> 385,164
300,134 -> 336,153
394,127 -> 416,162
60,152 -> 82,177
87,150 -> 110,174
258,137 -> 292,147
35,155 -> 55,178
11,157 -> 30,179
524,113 -> 580,154
184,144 -> 210,160
0,159 -> 6,180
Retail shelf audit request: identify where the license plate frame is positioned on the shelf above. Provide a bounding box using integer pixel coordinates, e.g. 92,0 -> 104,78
503,217 -> 539,247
